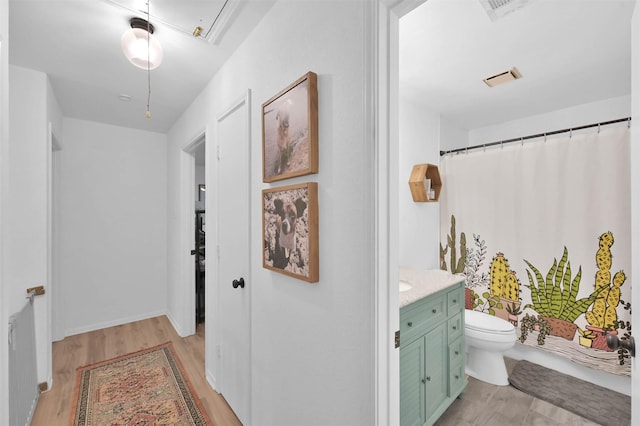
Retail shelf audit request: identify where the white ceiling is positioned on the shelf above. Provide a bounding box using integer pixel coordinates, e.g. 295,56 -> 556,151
9,0 -> 275,133
400,0 -> 635,130
8,0 -> 635,135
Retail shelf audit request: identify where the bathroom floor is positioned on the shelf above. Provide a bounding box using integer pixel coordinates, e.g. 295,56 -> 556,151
434,358 -> 600,426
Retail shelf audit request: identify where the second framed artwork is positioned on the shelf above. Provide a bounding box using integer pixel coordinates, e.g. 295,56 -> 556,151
262,71 -> 318,183
263,182 -> 318,283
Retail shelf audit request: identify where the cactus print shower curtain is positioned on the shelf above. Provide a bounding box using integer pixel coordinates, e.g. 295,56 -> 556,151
439,126 -> 631,375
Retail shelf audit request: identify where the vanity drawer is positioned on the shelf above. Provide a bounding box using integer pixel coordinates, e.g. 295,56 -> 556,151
447,313 -> 463,343
447,286 -> 463,315
449,360 -> 467,397
400,294 -> 446,344
449,336 -> 464,367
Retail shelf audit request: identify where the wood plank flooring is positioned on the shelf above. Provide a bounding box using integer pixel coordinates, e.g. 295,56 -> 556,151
31,316 -> 241,426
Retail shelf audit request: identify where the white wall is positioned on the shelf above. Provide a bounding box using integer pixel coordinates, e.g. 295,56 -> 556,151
167,1 -> 375,423
58,118 -> 168,336
468,95 -> 631,149
398,95 -> 441,269
7,65 -> 55,387
0,0 -> 9,419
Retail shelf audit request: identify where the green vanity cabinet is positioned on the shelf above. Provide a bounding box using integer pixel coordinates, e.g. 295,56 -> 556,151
400,281 -> 467,426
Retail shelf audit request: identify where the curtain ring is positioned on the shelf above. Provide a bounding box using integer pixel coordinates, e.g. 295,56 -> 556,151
521,137 -> 524,147
598,123 -> 601,133
465,147 -> 468,155
483,144 -> 486,152
501,141 -> 504,149
628,117 -> 631,128
570,128 -> 572,138
544,133 -> 547,143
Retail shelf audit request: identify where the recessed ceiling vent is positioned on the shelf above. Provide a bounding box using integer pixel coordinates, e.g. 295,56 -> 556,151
483,67 -> 522,87
479,0 -> 536,21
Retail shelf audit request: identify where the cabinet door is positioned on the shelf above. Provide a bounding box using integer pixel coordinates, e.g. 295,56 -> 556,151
424,323 -> 448,421
400,338 -> 425,426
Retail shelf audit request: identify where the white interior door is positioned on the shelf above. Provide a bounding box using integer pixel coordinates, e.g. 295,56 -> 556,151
216,91 -> 252,425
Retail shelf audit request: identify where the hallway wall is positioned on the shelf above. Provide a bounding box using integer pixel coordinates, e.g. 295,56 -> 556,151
0,0 -> 9,419
58,118 -> 168,336
6,65 -> 61,388
166,1 -> 376,424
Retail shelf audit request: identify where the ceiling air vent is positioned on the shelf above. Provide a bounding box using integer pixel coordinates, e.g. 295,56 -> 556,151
478,0 -> 536,21
483,67 -> 522,87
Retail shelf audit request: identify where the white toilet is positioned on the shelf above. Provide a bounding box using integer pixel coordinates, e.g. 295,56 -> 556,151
464,309 -> 517,386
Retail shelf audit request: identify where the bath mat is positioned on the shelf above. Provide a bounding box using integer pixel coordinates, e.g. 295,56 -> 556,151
508,360 -> 630,426
70,342 -> 211,425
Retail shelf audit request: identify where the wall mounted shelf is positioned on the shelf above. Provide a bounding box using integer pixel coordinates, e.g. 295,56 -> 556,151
409,163 -> 442,202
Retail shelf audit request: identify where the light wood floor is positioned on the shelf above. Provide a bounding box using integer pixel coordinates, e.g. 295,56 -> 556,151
31,316 -> 241,426
33,317 -> 602,426
434,358 -> 600,426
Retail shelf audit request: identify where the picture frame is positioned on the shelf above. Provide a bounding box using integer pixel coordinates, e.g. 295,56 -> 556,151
262,71 -> 318,183
262,182 -> 319,283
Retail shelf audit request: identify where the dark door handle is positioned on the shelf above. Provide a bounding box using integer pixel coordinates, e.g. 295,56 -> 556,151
190,249 -> 196,255
607,334 -> 635,357
232,278 -> 245,289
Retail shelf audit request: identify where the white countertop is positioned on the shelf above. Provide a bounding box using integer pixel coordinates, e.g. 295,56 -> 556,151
399,267 -> 464,308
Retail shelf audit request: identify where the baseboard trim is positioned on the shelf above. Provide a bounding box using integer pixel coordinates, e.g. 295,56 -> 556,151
63,309 -> 167,337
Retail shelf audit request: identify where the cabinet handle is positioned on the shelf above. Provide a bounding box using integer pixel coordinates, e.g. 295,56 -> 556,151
432,309 -> 437,314
452,325 -> 457,330
421,376 -> 431,383
454,351 -> 459,356
407,321 -> 413,327
455,375 -> 459,380
453,299 -> 457,303
426,376 -> 431,381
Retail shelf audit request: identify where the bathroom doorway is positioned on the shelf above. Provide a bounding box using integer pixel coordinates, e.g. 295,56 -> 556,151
388,0 -> 640,422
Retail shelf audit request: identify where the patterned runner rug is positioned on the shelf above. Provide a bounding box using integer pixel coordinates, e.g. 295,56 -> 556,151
509,360 -> 630,426
70,342 -> 211,425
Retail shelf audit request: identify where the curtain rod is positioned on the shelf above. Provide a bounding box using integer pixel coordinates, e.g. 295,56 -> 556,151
439,117 -> 631,157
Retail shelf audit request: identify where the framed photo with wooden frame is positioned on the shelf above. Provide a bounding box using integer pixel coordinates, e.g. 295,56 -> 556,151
262,182 -> 318,283
262,71 -> 318,183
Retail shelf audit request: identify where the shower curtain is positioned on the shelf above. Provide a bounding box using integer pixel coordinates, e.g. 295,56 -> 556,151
440,126 -> 631,376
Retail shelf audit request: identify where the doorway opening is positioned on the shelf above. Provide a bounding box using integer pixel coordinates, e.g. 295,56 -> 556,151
193,142 -> 206,329
180,132 -> 206,337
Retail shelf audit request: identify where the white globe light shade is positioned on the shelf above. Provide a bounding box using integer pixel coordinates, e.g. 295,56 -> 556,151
121,27 -> 163,70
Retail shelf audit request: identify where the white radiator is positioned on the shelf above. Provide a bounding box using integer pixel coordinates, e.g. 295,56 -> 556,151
8,292 -> 39,426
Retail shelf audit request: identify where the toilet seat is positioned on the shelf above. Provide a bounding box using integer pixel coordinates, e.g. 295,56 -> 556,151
465,326 -> 516,343
465,309 -> 516,343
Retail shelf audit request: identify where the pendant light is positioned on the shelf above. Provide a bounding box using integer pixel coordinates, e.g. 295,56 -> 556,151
120,1 -> 159,119
121,17 -> 163,70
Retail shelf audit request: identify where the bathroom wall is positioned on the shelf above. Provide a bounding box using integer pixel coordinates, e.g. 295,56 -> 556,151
468,95 -> 630,149
398,95 -> 441,269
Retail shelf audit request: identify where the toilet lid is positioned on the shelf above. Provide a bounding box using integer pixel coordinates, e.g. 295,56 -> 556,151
465,309 -> 514,333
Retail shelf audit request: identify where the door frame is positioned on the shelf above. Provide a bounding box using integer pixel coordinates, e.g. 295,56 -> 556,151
630,2 -> 639,422
373,1 -> 423,424
178,132 -> 206,337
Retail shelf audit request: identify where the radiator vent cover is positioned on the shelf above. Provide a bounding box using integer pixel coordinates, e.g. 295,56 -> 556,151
479,0 -> 536,21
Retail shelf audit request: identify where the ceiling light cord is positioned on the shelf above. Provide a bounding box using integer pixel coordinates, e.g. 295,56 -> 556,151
145,0 -> 152,119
